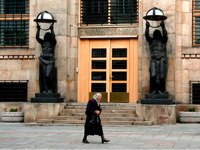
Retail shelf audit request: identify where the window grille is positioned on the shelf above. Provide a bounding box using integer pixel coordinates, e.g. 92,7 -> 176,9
0,0 -> 29,48
80,0 -> 138,25
0,80 -> 28,102
193,0 -> 200,46
190,81 -> 200,104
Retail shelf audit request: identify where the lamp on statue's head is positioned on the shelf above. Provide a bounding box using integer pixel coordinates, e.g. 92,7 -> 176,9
143,7 -> 167,28
34,11 -> 57,30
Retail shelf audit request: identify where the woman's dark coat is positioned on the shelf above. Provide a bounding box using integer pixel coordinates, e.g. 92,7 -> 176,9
84,98 -> 103,136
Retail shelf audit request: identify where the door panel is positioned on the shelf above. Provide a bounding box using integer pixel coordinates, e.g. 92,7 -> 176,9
89,39 -> 129,102
110,39 -> 129,102
110,92 -> 129,103
78,38 -> 138,103
89,40 -> 110,101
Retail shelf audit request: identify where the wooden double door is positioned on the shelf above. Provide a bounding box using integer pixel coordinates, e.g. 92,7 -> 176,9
78,38 -> 138,103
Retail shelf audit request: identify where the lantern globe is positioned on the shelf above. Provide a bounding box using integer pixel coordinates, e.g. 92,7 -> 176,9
143,7 -> 167,21
34,11 -> 57,30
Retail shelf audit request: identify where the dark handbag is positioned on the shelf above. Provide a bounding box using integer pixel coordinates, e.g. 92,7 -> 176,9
89,113 -> 100,125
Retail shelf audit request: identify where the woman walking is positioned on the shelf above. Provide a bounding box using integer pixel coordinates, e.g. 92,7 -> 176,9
82,93 -> 110,144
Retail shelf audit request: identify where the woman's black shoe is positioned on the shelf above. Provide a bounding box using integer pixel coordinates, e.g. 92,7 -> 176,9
102,138 -> 110,144
82,139 -> 90,144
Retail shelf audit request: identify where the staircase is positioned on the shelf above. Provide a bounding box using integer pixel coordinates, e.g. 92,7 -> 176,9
28,103 -> 152,126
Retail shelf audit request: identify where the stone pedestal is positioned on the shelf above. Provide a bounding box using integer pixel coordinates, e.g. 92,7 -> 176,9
31,93 -> 64,103
141,93 -> 173,105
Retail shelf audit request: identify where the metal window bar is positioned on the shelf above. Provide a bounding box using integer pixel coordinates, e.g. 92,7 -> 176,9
80,0 -> 138,25
0,0 -> 29,48
189,81 -> 200,104
0,80 -> 28,102
193,0 -> 200,46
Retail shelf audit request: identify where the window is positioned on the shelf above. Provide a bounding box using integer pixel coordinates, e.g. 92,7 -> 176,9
0,80 -> 28,102
80,0 -> 138,25
193,0 -> 200,46
190,81 -> 200,104
0,0 -> 29,47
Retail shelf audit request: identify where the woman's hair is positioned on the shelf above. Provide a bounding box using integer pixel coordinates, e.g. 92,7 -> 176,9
93,93 -> 102,100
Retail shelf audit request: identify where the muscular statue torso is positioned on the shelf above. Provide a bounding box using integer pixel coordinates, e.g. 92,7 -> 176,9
149,39 -> 167,60
36,25 -> 56,93
145,21 -> 168,94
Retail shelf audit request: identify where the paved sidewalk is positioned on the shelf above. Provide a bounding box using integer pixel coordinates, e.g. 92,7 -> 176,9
1,123 -> 200,149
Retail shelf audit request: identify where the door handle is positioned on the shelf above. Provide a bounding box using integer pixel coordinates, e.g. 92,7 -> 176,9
109,76 -> 114,78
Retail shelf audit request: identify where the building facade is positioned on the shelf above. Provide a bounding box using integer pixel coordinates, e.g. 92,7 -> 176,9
0,0 -> 199,105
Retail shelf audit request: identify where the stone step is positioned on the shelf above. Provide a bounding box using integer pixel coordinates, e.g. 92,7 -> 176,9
38,119 -> 131,126
36,120 -> 152,126
28,103 -> 152,127
37,119 -> 53,123
132,121 -> 152,126
60,113 -> 136,117
66,102 -> 137,106
52,120 -> 85,124
50,116 -> 144,121
65,105 -> 136,110
62,109 -> 136,114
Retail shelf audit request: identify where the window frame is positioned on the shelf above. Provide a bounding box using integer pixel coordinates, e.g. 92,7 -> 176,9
80,0 -> 138,26
0,0 -> 29,48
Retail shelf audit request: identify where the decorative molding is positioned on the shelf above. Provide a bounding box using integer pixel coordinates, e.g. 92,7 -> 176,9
182,54 -> 200,59
0,55 -> 35,60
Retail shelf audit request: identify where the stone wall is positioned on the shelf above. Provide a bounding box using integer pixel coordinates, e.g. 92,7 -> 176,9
0,55 -> 37,100
0,0 -> 38,101
0,0 -> 79,102
136,104 -> 177,125
0,0 -> 198,104
175,0 -> 200,104
24,103 -> 65,122
33,0 -> 79,102
139,0 -> 176,102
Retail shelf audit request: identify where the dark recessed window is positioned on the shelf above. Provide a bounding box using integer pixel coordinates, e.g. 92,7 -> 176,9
0,81 -> 28,102
4,0 -> 29,14
112,48 -> 127,57
112,83 -> 126,92
0,0 -> 29,48
92,83 -> 106,92
112,60 -> 127,69
92,72 -> 106,81
92,60 -> 106,69
92,49 -> 106,58
81,0 -> 108,24
110,0 -> 137,24
112,72 -> 127,81
80,0 -> 138,25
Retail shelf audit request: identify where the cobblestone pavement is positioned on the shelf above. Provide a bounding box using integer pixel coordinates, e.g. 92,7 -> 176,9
1,123 -> 200,149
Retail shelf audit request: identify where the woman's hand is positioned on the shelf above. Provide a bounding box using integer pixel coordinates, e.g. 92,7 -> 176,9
95,110 -> 100,115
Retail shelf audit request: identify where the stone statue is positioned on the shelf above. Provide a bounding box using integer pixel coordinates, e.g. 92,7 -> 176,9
145,21 -> 168,94
36,24 -> 57,94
